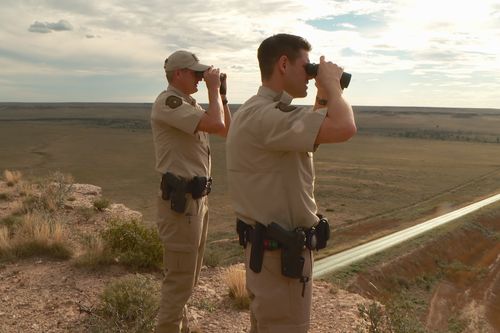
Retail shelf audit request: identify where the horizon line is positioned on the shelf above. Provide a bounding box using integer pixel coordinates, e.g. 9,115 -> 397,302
0,101 -> 499,111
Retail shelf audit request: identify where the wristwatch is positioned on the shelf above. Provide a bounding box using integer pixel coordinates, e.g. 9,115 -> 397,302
316,97 -> 328,106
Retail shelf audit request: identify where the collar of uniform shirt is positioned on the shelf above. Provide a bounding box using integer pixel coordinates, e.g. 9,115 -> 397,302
167,85 -> 197,106
257,86 -> 293,105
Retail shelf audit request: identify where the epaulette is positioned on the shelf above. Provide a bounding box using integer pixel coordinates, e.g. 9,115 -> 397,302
165,95 -> 182,109
276,102 -> 297,113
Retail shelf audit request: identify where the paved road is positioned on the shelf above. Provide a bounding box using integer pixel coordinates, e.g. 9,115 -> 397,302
313,193 -> 500,278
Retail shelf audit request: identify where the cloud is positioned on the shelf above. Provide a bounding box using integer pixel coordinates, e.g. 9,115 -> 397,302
306,13 -> 387,32
47,20 -> 73,31
0,0 -> 498,107
28,20 -> 73,33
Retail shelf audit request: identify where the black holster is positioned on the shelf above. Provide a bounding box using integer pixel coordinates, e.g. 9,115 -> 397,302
314,216 -> 330,250
161,172 -> 188,213
236,219 -> 250,248
191,176 -> 212,199
249,222 -> 266,273
266,222 -> 306,279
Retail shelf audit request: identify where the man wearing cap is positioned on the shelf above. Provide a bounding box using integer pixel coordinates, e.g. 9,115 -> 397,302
226,34 -> 356,332
151,50 -> 231,333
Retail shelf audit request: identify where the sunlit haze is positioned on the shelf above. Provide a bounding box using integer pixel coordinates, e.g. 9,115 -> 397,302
1,0 -> 499,108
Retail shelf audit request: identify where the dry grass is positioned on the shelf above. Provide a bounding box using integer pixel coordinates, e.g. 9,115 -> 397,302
40,172 -> 74,212
9,200 -> 25,216
19,172 -> 74,214
18,181 -> 36,197
75,235 -> 113,268
14,211 -> 65,244
3,170 -> 22,187
224,265 -> 250,310
0,226 -> 10,252
0,211 -> 72,260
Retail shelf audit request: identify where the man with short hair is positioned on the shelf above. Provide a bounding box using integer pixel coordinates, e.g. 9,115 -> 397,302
151,50 -> 231,333
226,33 -> 356,332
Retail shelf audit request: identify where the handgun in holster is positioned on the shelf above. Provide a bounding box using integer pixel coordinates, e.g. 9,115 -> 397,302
236,219 -> 250,249
266,222 -> 306,279
249,222 -> 266,273
161,172 -> 188,213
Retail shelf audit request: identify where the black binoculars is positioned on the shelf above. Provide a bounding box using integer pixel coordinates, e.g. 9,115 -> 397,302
195,71 -> 227,95
304,63 -> 351,89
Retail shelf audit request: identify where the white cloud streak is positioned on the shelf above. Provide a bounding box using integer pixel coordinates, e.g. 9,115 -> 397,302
28,19 -> 73,33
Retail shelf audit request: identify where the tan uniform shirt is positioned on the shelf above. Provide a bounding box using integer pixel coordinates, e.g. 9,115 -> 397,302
151,85 -> 211,178
226,86 -> 327,230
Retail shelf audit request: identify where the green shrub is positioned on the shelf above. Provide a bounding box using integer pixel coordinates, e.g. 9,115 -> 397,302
87,274 -> 159,333
447,315 -> 468,333
101,220 -> 163,270
75,235 -> 114,269
357,302 -> 391,333
93,198 -> 110,211
386,294 -> 427,333
13,241 -> 72,260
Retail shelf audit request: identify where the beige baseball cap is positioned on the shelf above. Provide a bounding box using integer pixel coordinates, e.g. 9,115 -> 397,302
164,50 -> 210,72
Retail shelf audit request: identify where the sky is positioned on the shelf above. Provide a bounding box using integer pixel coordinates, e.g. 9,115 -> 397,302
0,0 -> 499,108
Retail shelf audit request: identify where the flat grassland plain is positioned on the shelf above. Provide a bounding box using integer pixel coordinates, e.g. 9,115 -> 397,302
0,103 -> 499,255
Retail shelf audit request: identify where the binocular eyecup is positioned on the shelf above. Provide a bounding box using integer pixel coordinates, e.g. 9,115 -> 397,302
304,63 -> 351,89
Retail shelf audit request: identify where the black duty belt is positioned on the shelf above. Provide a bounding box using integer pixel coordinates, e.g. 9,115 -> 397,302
160,172 -> 212,213
236,217 -> 330,294
236,218 -> 330,252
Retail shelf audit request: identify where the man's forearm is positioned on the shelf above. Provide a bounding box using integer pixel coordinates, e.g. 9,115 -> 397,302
207,88 -> 224,124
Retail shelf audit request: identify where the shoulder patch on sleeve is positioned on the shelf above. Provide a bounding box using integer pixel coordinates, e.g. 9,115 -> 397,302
165,95 -> 182,109
276,102 -> 297,113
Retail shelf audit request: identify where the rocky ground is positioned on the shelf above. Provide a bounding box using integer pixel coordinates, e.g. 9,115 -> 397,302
0,178 -> 374,333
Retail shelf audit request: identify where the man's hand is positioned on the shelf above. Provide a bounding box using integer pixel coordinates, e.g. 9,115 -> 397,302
204,67 -> 221,90
220,73 -> 227,95
315,56 -> 343,98
314,55 -> 356,144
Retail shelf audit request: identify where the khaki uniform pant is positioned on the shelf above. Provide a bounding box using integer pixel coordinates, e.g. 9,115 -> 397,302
245,245 -> 313,333
156,194 -> 209,333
